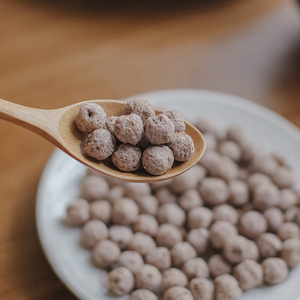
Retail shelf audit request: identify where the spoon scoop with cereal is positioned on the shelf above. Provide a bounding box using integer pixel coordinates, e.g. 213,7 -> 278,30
0,99 -> 206,182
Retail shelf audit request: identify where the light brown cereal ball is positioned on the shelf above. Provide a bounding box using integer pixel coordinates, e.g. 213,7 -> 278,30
251,155 -> 278,176
208,254 -> 232,279
210,221 -> 238,249
109,225 -> 133,250
198,150 -> 221,170
135,264 -> 162,292
145,247 -> 171,272
199,178 -> 229,206
75,103 -> 106,133
81,175 -> 109,202
189,278 -> 214,300
133,214 -> 159,237
156,224 -> 183,248
163,109 -> 186,133
253,183 -> 280,211
65,198 -> 90,226
112,144 -> 142,172
84,129 -> 116,160
247,173 -> 272,191
209,156 -> 239,182
237,168 -> 248,181
285,206 -> 299,222
271,166 -> 296,189
228,180 -> 249,207
226,124 -> 245,143
105,116 -> 118,136
203,133 -> 217,151
157,203 -> 186,227
179,190 -> 203,211
128,233 -> 156,256
81,219 -> 108,248
233,259 -> 263,291
277,222 -> 300,241
240,211 -> 267,239
186,228 -> 209,254
278,189 -> 298,211
263,207 -> 284,232
218,141 -> 242,162
112,198 -> 139,225
155,188 -> 177,204
123,99 -> 155,124
118,250 -> 144,274
149,179 -> 173,191
142,145 -> 174,176
240,139 -> 261,163
281,238 -> 300,268
188,207 -> 213,229
214,274 -> 242,300
108,267 -> 135,296
195,118 -> 219,137
182,258 -> 209,280
105,176 -> 125,187
124,182 -> 151,201
107,186 -> 124,204
135,194 -> 158,216
130,289 -> 158,300
92,239 -> 120,268
213,204 -> 239,225
89,200 -> 111,224
163,287 -> 193,300
170,242 -> 197,267
262,257 -> 288,285
257,233 -> 282,258
161,268 -> 188,291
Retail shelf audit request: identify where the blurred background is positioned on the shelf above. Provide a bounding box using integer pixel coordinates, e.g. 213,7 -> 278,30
1,0 -> 300,299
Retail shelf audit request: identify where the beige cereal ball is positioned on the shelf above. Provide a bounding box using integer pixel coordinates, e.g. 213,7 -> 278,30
84,129 -> 116,160
124,182 -> 151,201
155,188 -> 177,204
81,175 -> 109,202
161,268 -> 188,291
142,145 -> 174,176
281,238 -> 300,268
105,116 -> 118,137
81,219 -> 108,248
170,242 -> 197,267
65,198 -> 90,226
89,200 -> 111,224
109,225 -> 133,250
278,189 -> 299,211
128,233 -> 156,256
163,109 -> 186,133
218,140 -> 242,162
75,103 -> 106,133
133,214 -> 159,237
135,194 -> 158,216
262,257 -> 289,285
253,183 -> 280,211
277,222 -> 300,241
250,155 -> 278,176
130,289 -> 158,300
108,267 -> 135,296
156,224 -> 183,248
198,150 -> 221,170
226,124 -> 245,143
145,247 -> 171,272
285,206 -> 299,222
214,274 -> 242,300
195,118 -> 219,137
118,250 -> 144,274
135,264 -> 162,292
107,186 -> 124,204
228,179 -> 249,207
179,189 -> 203,212
105,176 -> 125,187
257,233 -> 282,258
189,278 -> 214,300
157,203 -> 186,227
149,179 -> 173,191
208,254 -> 232,279
182,258 -> 209,280
263,207 -> 284,232
240,139 -> 261,163
203,133 -> 217,151
112,197 -> 139,225
210,221 -> 238,249
271,166 -> 296,189
212,204 -> 239,225
163,287 -> 193,300
247,173 -> 272,191
123,99 -> 155,124
209,156 -> 239,182
237,168 -> 249,181
233,259 -> 263,291
188,207 -> 213,229
92,239 -> 120,268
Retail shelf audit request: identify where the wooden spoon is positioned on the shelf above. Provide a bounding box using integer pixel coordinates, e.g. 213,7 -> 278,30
0,99 -> 206,182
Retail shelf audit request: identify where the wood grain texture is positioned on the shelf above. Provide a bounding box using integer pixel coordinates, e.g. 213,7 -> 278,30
1,0 -> 300,299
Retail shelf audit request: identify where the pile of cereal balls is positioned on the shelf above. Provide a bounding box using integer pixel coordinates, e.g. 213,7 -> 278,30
65,118 -> 300,300
74,99 -> 195,175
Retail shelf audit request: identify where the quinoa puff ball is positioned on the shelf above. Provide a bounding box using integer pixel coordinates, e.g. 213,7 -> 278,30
163,287 -> 193,300
65,198 -> 90,226
123,99 -> 155,124
156,224 -> 183,249
118,250 -> 144,274
214,274 -> 242,300
182,257 -> 209,280
112,198 -> 139,226
161,268 -> 188,291
130,289 -> 158,300
262,258 -> 289,285
89,200 -> 111,224
109,225 -> 133,250
81,175 -> 109,202
108,267 -> 135,296
239,211 -> 268,239
186,228 -> 209,255
135,264 -> 162,292
208,254 -> 232,279
280,238 -> 300,268
189,278 -> 214,300
128,233 -> 156,256
81,219 -> 108,248
163,110 -> 186,133
212,204 -> 239,225
145,247 -> 171,272
92,239 -> 120,268
157,203 -> 186,227
170,242 -> 197,267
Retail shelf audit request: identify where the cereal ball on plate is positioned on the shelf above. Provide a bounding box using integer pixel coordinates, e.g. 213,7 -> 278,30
189,278 -> 214,300
203,133 -> 217,151
253,183 -> 280,211
179,189 -> 203,211
256,233 -> 282,258
109,225 -> 133,250
157,203 -> 186,227
81,219 -> 108,248
142,145 -> 174,176
262,257 -> 288,285
239,139 -> 261,163
156,224 -> 183,248
65,198 -> 90,226
124,182 -> 151,201
228,180 -> 249,207
123,99 -> 155,123
239,211 -> 267,239
112,198 -> 139,225
278,189 -> 298,211
233,259 -> 263,291
209,221 -> 238,249
75,103 -> 106,133
137,133 -> 152,149
188,207 -> 213,229
161,268 -> 188,291
163,287 -> 193,300
155,187 -> 177,204
271,166 -> 296,189
198,150 -> 221,170
107,186 -> 124,204
281,238 -> 300,268
130,289 -> 158,300
128,233 -> 156,256
182,257 -> 209,280
135,264 -> 162,291
108,267 -> 135,296
195,118 -> 219,137
186,228 -> 209,254
208,254 -> 232,279
90,200 -> 111,224
250,155 -> 278,176
105,116 -> 118,136
212,204 -> 239,225
105,176 -> 125,187
209,156 -> 239,182
170,242 -> 197,267
133,214 -> 159,237
214,274 -> 242,300
277,222 -> 300,241
112,144 -> 142,172
284,206 -> 299,222
237,168 -> 249,181
263,207 -> 283,232
84,129 -> 116,160
247,173 -> 272,191
135,194 -> 158,216
92,239 -> 120,268
217,141 -> 242,162
163,109 -> 186,133
118,250 -> 144,274
81,175 -> 109,202
226,124 -> 245,143
145,247 -> 171,272
150,179 -> 172,191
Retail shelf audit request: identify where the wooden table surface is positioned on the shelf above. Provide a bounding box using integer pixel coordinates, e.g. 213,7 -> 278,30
1,0 -> 300,299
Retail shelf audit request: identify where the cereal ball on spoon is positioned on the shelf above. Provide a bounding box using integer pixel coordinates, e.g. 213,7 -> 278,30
65,198 -> 90,226
123,99 -> 155,123
163,109 -> 186,132
105,116 -> 118,136
108,267 -> 135,296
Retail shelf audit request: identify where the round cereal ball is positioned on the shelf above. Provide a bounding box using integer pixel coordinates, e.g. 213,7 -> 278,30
277,222 -> 300,241
208,254 -> 232,279
256,233 -> 282,258
84,129 -> 116,160
163,109 -> 186,133
262,257 -> 289,285
89,200 -> 111,224
65,198 -> 90,226
203,132 -> 217,151
218,140 -> 242,162
209,156 -> 239,182
170,242 -> 197,267
247,173 -> 272,191
199,178 -> 229,206
105,116 -> 118,136
114,114 -> 144,145
75,103 -> 106,133
226,124 -> 245,143
239,139 -> 261,163
182,258 -> 209,280
271,166 -> 296,189
135,264 -> 162,292
239,211 -> 268,239
198,150 -> 221,170
188,207 -> 213,229
237,168 -> 249,181
250,155 -> 279,176
108,267 -> 135,296
92,239 -> 120,268
278,189 -> 299,211
195,118 -> 219,137
189,278 -> 214,300
109,225 -> 133,250
135,194 -> 158,216
124,182 -> 151,201
133,214 -> 159,237
107,186 -> 124,204
155,188 -> 177,204
142,145 -> 174,176
179,189 -> 203,211
150,179 -> 173,191
281,238 -> 300,268
156,224 -> 183,248
118,250 -> 144,274
112,144 -> 142,172
209,221 -> 238,249
186,228 -> 209,254
228,179 -> 249,207
212,204 -> 239,225
123,99 -> 155,124
233,259 -> 263,291
130,289 -> 158,300
163,287 -> 193,300
105,176 -> 125,187
112,198 -> 139,225
81,219 -> 108,248
157,203 -> 186,227
145,247 -> 171,272
253,183 -> 280,211
161,268 -> 188,291
128,233 -> 156,256
264,207 -> 284,232
81,175 -> 109,202
285,206 -> 299,222
214,274 -> 242,300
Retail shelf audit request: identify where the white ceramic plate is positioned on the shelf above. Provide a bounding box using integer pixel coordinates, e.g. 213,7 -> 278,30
36,89 -> 300,300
